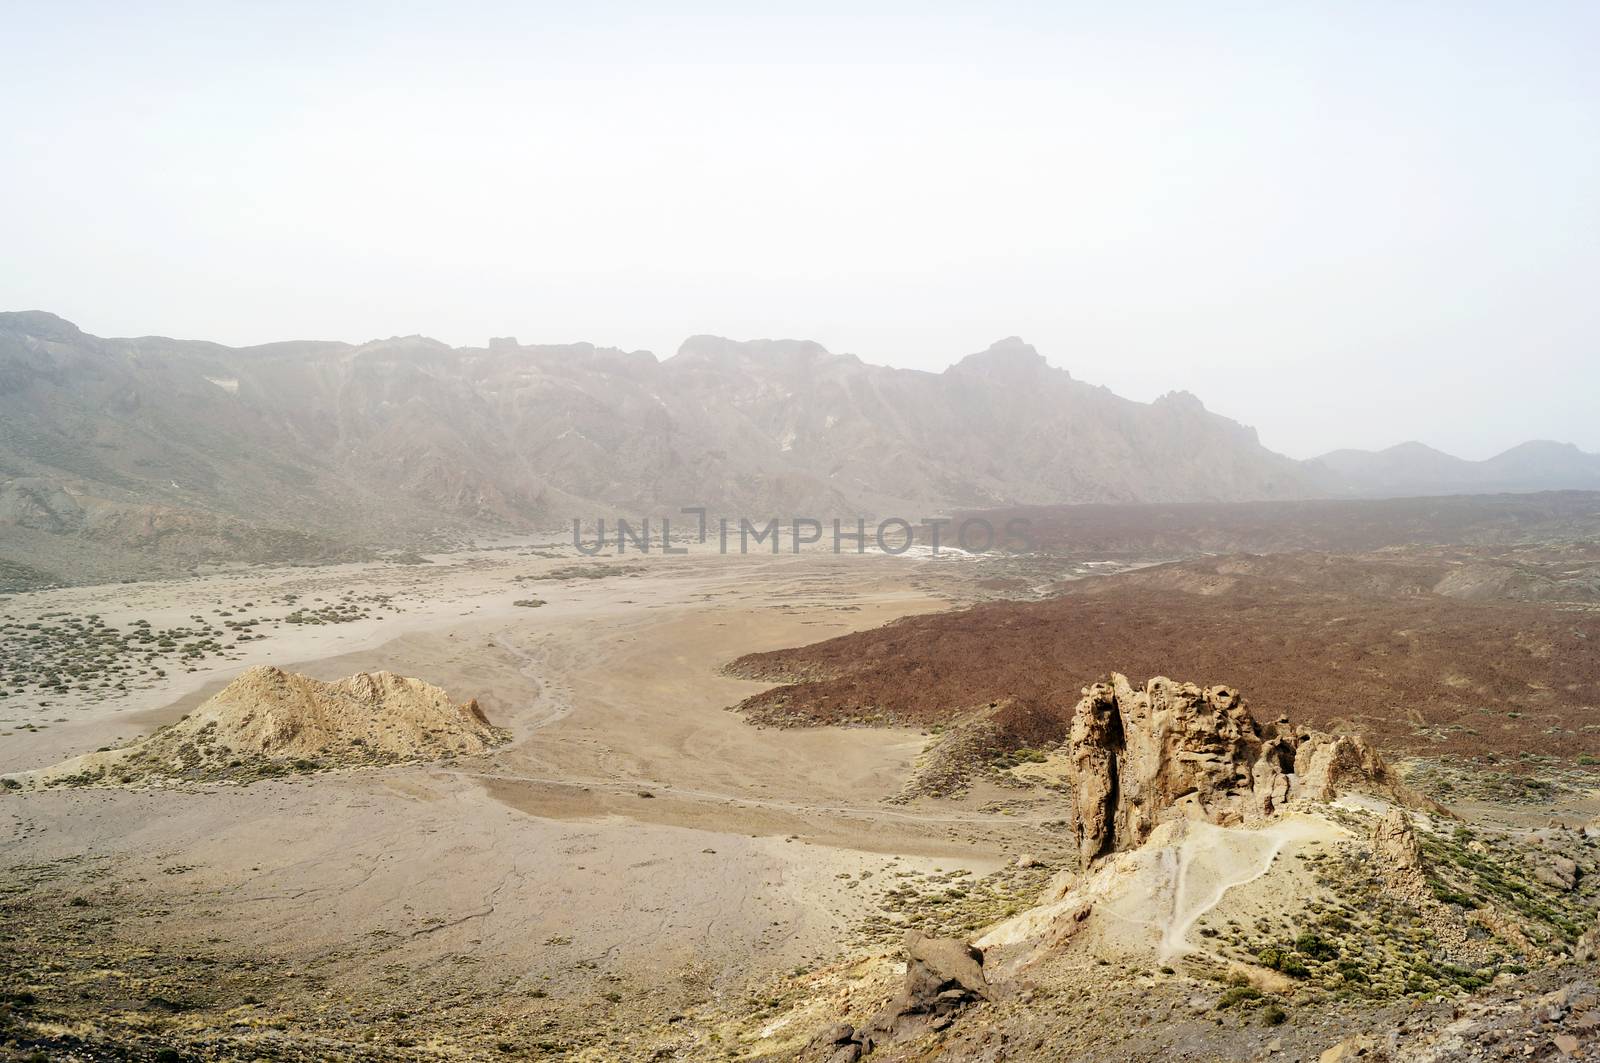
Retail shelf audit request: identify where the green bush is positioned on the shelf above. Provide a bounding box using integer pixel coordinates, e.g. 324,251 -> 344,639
1294,932 -> 1338,961
1216,986 -> 1262,1010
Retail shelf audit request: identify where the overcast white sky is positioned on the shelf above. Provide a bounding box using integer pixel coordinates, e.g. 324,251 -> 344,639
3,1 -> 1596,459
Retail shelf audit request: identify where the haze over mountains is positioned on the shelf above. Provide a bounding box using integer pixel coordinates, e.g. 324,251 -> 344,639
1309,439 -> 1600,496
3,310 -> 1598,588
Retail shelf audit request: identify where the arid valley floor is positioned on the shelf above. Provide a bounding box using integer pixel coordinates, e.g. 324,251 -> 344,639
0,544 -> 1047,1059
3,518 -> 1599,1062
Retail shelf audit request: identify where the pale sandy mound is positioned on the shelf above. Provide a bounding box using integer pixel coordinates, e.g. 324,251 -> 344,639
174,666 -> 502,759
975,815 -> 1342,976
3,665 -> 507,789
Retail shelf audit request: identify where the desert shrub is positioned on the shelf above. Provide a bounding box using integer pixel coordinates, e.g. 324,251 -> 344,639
1432,884 -> 1479,908
1294,932 -> 1338,960
1216,986 -> 1262,1009
1336,961 -> 1370,983
1258,944 -> 1310,978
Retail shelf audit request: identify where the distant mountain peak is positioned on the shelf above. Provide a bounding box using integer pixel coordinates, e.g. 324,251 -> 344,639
1310,436 -> 1600,496
0,310 -> 85,341
949,336 -> 1061,379
1497,439 -> 1583,455
1155,390 -> 1206,412
1383,440 -> 1452,456
670,334 -> 834,367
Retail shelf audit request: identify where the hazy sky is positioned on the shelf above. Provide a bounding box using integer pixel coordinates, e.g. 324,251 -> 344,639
4,1 -> 1596,459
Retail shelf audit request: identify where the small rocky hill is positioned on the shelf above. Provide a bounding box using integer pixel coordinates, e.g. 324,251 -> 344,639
2,665 -> 507,788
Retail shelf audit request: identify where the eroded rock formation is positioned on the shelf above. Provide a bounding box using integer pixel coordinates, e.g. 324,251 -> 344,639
1372,806 -> 1425,871
1068,673 -> 1432,863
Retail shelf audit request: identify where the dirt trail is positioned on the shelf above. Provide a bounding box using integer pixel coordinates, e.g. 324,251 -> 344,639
491,631 -> 573,730
1159,817 -> 1332,961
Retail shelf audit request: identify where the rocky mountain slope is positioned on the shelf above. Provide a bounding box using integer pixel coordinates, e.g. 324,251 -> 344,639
7,310 -> 1599,589
0,311 -> 1306,586
0,314 -> 1312,524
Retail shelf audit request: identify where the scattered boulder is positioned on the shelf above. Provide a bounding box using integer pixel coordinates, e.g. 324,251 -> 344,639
904,932 -> 989,1003
1319,1034 -> 1378,1063
809,932 -> 990,1057
866,931 -> 989,1040
1576,915 -> 1600,965
804,1023 -> 868,1063
1534,855 -> 1580,892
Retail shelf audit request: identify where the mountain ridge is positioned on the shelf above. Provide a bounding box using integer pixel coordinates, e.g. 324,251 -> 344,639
3,311 -> 1596,587
1309,438 -> 1600,496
